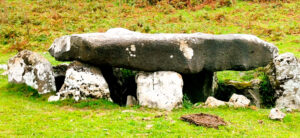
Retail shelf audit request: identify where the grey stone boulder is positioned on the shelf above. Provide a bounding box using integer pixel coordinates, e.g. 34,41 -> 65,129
204,96 -> 227,107
213,79 -> 264,108
126,95 -> 137,106
51,61 -> 111,101
136,71 -> 183,111
269,108 -> 286,120
229,93 -> 251,108
7,50 -> 56,94
272,53 -> 300,110
49,28 -> 278,74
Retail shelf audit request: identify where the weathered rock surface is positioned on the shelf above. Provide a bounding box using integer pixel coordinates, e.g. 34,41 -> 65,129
8,50 -> 56,94
52,61 -> 111,101
136,71 -> 183,111
126,95 -> 137,106
229,93 -> 251,107
272,53 -> 300,110
53,63 -> 69,78
269,108 -> 286,120
49,28 -> 278,74
204,96 -> 226,107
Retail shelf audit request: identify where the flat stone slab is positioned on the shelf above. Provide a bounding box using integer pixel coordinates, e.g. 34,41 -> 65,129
49,28 -> 278,73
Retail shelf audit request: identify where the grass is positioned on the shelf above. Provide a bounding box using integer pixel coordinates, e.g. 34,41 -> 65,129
0,81 -> 300,137
0,0 -> 299,56
0,0 -> 299,137
0,43 -> 299,137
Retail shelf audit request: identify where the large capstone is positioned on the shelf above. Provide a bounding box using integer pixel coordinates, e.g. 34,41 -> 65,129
49,28 -> 278,74
52,61 -> 111,101
136,71 -> 183,111
271,53 -> 300,110
8,50 -> 56,94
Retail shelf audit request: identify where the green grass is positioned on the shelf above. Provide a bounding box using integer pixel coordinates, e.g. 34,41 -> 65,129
0,0 -> 299,56
0,81 -> 300,137
0,0 -> 300,137
0,48 -> 300,137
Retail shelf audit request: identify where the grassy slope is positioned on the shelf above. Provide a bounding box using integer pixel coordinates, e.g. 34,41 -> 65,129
0,79 -> 300,137
0,36 -> 300,137
1,0 -> 299,56
0,0 -> 300,137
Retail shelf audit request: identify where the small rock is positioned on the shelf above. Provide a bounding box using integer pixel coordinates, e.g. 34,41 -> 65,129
269,108 -> 286,120
142,117 -> 151,121
204,96 -> 226,107
229,93 -> 250,108
146,124 -> 153,130
126,95 -> 137,106
122,110 -> 135,113
286,108 -> 292,113
48,95 -> 60,102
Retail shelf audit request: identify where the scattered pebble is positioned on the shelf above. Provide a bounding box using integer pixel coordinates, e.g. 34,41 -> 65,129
146,124 -> 153,130
286,108 -> 292,113
122,110 -> 136,113
258,120 -> 264,124
269,108 -> 286,121
142,117 -> 151,121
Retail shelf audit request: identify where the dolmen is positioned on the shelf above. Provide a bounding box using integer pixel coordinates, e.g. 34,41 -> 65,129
7,28 -> 281,111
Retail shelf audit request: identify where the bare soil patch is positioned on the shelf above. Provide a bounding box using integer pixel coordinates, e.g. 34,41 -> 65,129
180,113 -> 227,129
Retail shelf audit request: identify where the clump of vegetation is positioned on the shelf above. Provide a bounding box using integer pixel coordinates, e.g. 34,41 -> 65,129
182,94 -> 193,109
259,73 -> 276,107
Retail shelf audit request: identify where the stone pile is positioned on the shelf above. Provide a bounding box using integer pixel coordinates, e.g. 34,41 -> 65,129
204,93 -> 250,108
6,28 -> 283,110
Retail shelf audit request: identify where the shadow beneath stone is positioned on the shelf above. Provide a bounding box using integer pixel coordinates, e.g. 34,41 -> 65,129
182,71 -> 214,103
54,76 -> 65,92
100,66 -> 137,105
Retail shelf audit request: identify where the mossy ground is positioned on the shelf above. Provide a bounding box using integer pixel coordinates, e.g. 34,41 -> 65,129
0,0 -> 299,137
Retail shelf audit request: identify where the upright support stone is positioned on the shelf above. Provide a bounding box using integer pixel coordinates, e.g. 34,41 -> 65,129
53,61 -> 111,101
272,53 -> 300,110
8,50 -> 56,94
136,71 -> 183,111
